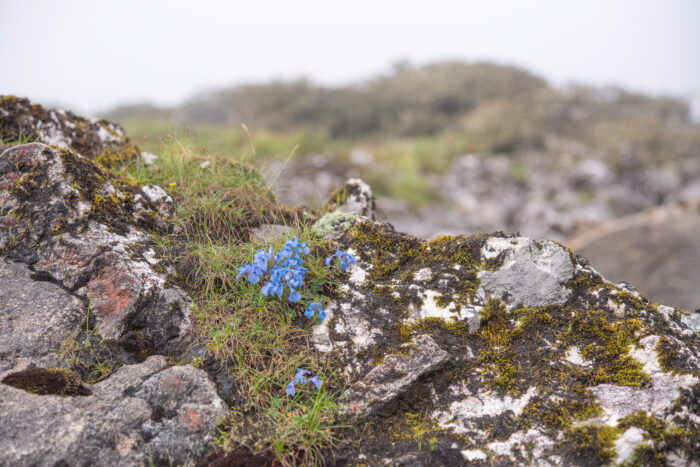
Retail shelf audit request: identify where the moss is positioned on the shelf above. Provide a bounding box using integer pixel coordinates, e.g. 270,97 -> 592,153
654,335 -> 698,376
559,308 -> 651,388
616,411 -> 700,465
562,425 -> 618,464
398,317 -> 471,343
566,271 -> 605,294
520,394 -> 602,430
1,367 -> 91,396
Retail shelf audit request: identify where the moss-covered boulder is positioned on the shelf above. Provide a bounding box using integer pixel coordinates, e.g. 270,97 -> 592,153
0,96 -> 142,167
312,214 -> 700,465
0,137 -> 225,463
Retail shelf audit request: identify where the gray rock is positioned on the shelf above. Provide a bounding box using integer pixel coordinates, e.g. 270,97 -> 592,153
249,223 -> 294,244
317,218 -> 700,465
0,143 -> 191,352
477,236 -> 575,309
0,356 -> 227,467
0,96 -> 141,166
333,178 -> 375,219
0,258 -> 84,373
342,334 -> 449,417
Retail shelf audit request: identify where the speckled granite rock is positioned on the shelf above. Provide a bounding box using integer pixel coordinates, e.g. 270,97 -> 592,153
0,102 -> 227,466
0,356 -> 227,467
0,143 -> 185,349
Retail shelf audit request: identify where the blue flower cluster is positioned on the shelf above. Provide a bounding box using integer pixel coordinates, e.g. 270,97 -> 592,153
237,238 -> 356,325
286,368 -> 322,397
304,302 -> 326,322
324,248 -> 356,271
238,238 -> 310,304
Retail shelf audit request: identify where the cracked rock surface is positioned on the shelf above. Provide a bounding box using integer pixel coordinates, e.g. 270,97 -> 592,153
0,356 -> 227,466
0,102 -> 227,466
313,213 -> 700,466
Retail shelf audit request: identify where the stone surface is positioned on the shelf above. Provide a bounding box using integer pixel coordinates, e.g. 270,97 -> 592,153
0,258 -> 84,374
0,143 -> 189,351
0,96 -> 142,166
342,334 -> 450,417
312,217 -> 700,466
249,223 -> 294,244
0,356 -> 227,467
476,236 -> 575,309
0,107 -> 225,465
569,203 -> 700,311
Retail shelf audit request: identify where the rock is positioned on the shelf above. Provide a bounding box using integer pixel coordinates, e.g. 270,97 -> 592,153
569,203 -> 700,311
476,236 -> 575,309
249,223 -> 294,244
0,258 -> 84,374
0,356 -> 227,466
0,96 -> 142,167
315,217 -> 700,465
0,134 -> 224,462
0,143 -> 190,350
328,178 -> 376,219
342,334 -> 450,417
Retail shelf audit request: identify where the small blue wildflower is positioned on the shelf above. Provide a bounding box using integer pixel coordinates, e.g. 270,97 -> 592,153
261,280 -> 283,298
286,381 -> 297,397
304,302 -> 326,322
325,248 -> 356,271
286,369 -> 322,397
309,375 -> 323,389
294,368 -> 310,384
288,288 -> 301,303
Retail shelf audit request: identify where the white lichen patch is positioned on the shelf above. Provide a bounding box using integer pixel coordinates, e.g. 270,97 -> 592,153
614,427 -> 646,465
435,385 -> 538,433
565,347 -> 592,367
413,267 -> 433,282
347,262 -> 367,286
590,335 -> 699,424
461,449 -> 487,461
486,427 -> 556,465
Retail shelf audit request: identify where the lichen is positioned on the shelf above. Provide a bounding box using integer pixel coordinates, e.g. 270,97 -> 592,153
310,210 -> 359,238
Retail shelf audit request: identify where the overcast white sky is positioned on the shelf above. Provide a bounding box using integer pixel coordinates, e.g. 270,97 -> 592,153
1,0 -> 698,114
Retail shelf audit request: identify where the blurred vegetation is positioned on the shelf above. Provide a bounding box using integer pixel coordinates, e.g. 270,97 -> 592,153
108,61 -> 700,203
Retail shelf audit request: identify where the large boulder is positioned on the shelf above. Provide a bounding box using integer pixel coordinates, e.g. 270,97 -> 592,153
312,216 -> 700,465
0,143 -> 184,349
0,356 -> 227,466
0,137 -> 226,463
0,96 -> 143,167
569,203 -> 700,312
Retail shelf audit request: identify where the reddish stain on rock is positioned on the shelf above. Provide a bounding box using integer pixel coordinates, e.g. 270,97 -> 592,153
87,266 -> 139,338
182,408 -> 204,432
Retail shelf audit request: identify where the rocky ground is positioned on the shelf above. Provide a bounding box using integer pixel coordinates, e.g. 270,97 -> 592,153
265,139 -> 700,312
1,98 -> 699,466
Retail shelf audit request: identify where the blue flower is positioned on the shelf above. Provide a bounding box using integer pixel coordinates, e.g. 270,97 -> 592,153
261,280 -> 283,298
309,375 -> 323,389
286,369 -> 322,397
325,248 -> 356,271
304,302 -> 326,322
288,288 -> 301,303
286,381 -> 297,397
294,368 -> 310,384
